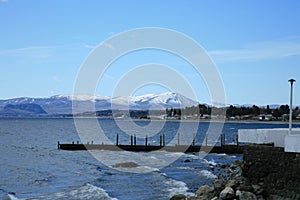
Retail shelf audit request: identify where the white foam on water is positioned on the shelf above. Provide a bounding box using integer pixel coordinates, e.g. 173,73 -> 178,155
164,178 -> 194,198
176,166 -> 192,170
198,170 -> 217,179
202,158 -> 217,166
110,162 -> 160,173
2,194 -> 20,200
15,184 -> 117,200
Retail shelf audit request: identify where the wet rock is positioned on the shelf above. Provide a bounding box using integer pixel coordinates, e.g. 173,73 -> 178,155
220,187 -> 235,200
252,184 -> 264,195
256,195 -> 265,200
220,164 -> 228,169
170,194 -> 186,200
225,180 -> 236,190
195,185 -> 214,200
111,162 -> 138,168
238,183 -> 253,193
214,179 -> 224,192
236,190 -> 257,200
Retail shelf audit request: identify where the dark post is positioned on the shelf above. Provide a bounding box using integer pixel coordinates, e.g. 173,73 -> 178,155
131,135 -> 133,146
192,132 -> 195,146
221,134 -> 225,147
116,134 -> 119,146
72,141 -> 74,145
77,141 -> 79,144
145,135 -> 148,146
134,134 -> 136,146
163,134 -> 165,146
178,133 -> 180,145
236,135 -> 239,148
160,135 -> 162,146
57,141 -> 60,149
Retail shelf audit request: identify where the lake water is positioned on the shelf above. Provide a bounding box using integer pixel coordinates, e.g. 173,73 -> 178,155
0,118 -> 297,200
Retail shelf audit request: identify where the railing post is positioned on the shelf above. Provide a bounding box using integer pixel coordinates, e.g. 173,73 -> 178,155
145,135 -> 148,146
131,135 -> 133,146
160,135 -> 162,146
178,133 -> 180,145
192,132 -> 195,146
116,134 -> 119,146
134,134 -> 136,146
57,141 -> 60,149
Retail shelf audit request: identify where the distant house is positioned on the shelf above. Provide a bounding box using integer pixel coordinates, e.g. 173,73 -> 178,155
258,114 -> 273,121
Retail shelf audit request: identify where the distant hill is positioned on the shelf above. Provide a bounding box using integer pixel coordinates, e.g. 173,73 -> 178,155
0,103 -> 47,116
0,92 -> 199,115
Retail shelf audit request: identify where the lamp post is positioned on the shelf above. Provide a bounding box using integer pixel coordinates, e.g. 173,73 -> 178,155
289,79 -> 296,135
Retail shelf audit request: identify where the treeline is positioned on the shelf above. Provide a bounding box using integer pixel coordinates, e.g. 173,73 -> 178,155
166,104 -> 300,119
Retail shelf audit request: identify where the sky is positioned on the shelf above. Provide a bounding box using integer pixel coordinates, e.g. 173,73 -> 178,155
1,0 -> 300,105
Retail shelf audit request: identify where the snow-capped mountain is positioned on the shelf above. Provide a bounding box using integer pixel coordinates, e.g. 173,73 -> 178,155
0,92 -> 199,115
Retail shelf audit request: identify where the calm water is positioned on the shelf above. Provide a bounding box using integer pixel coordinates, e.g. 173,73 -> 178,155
0,118 -> 297,200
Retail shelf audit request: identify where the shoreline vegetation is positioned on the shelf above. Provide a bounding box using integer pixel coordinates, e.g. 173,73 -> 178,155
1,102 -> 299,124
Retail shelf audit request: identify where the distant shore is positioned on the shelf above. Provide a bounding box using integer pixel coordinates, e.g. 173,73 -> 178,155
1,116 -> 300,125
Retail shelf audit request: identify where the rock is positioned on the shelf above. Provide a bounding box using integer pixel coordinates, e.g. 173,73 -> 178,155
238,183 -> 253,193
220,187 -> 235,200
183,159 -> 192,163
252,184 -> 264,195
225,180 -> 237,190
111,162 -> 138,168
236,190 -> 257,200
256,195 -> 265,200
220,164 -> 228,169
170,194 -> 186,200
214,179 -> 224,192
195,185 -> 214,200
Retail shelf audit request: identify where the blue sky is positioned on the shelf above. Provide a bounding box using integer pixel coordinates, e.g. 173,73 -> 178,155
1,0 -> 300,105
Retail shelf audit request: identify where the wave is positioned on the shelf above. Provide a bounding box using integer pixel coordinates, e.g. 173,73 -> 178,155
198,170 -> 217,179
164,178 -> 194,198
110,162 -> 160,173
3,184 -> 117,200
2,194 -> 20,200
202,158 -> 217,166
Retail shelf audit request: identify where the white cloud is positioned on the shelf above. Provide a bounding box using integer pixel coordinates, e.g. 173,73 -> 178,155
0,46 -> 54,55
209,37 -> 300,63
84,44 -> 97,49
103,42 -> 115,50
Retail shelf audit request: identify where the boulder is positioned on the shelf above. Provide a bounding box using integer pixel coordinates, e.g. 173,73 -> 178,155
220,187 -> 235,200
214,179 -> 224,192
252,184 -> 264,195
195,185 -> 214,200
111,162 -> 138,168
225,180 -> 237,190
170,194 -> 186,200
236,190 -> 257,200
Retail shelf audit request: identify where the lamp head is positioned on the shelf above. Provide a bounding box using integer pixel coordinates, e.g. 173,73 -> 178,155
289,79 -> 296,85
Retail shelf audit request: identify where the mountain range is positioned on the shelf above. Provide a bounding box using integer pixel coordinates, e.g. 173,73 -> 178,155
0,92 -> 199,116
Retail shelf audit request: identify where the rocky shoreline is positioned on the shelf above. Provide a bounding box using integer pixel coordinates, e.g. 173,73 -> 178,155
171,145 -> 300,200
